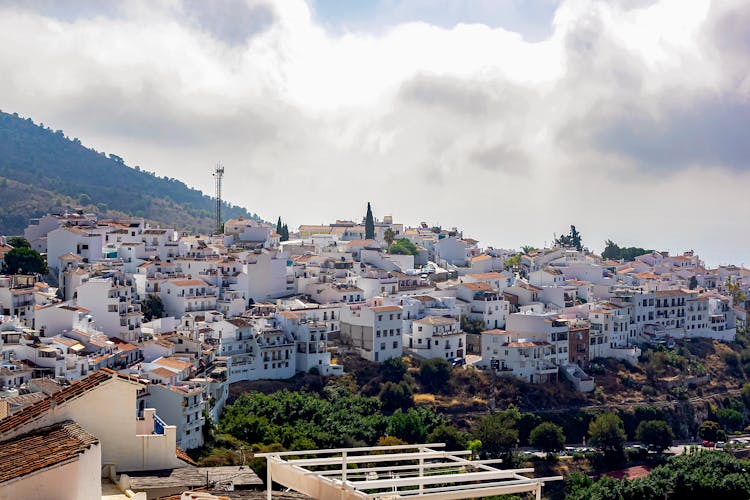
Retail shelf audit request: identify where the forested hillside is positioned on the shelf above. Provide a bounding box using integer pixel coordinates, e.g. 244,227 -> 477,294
0,110 -> 259,234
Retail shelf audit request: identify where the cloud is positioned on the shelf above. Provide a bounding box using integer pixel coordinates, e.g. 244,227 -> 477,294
0,0 -> 748,265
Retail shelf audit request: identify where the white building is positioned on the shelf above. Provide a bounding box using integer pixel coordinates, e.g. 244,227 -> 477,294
340,304 -> 403,362
406,316 -> 464,360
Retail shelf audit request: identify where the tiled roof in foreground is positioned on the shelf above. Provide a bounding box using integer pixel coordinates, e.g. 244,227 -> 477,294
0,420 -> 98,483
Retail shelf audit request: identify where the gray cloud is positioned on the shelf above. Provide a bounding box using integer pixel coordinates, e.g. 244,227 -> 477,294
182,0 -> 276,45
595,95 -> 750,171
470,143 -> 529,174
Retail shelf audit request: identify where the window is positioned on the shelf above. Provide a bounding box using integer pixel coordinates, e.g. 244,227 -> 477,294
376,330 -> 381,337
392,341 -> 398,349
380,342 -> 386,350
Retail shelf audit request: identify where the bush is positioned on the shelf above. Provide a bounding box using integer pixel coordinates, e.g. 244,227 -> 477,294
381,357 -> 407,383
418,358 -> 452,394
379,381 -> 414,413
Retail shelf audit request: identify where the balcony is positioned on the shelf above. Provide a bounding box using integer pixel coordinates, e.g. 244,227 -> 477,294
153,413 -> 166,435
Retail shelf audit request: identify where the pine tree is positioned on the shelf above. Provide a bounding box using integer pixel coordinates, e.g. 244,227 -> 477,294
365,202 -> 375,240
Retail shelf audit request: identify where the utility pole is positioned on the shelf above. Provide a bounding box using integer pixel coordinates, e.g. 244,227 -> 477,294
213,164 -> 224,235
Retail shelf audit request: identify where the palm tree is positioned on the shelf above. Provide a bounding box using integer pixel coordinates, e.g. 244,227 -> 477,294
384,228 -> 396,251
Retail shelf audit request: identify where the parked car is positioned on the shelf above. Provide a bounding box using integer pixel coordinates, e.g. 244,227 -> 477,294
702,440 -> 716,448
715,441 -> 726,449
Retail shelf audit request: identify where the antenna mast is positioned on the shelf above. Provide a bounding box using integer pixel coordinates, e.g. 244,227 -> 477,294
213,164 -> 224,235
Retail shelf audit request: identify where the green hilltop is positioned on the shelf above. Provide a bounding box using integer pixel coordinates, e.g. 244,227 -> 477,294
0,110 -> 259,235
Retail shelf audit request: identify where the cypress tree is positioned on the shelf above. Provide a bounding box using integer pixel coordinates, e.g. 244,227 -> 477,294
281,224 -> 289,242
365,202 -> 375,240
276,217 -> 282,235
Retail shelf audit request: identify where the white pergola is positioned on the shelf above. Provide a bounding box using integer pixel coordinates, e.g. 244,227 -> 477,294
256,443 -> 561,500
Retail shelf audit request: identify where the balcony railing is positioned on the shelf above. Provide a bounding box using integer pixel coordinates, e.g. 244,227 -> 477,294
153,414 -> 166,435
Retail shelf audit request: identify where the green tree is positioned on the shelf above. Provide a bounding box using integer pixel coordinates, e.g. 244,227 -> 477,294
635,420 -> 674,452
555,225 -> 583,251
460,314 -> 485,334
698,420 -> 726,442
588,412 -> 626,455
473,411 -> 519,458
418,358 -> 452,394
384,228 -> 396,250
2,247 -> 47,275
389,238 -> 418,256
141,294 -> 165,321
386,408 -> 427,443
7,236 -> 30,248
741,383 -> 750,410
716,408 -> 744,432
427,424 -> 469,451
381,357 -> 407,383
379,381 -> 413,413
504,254 -> 522,270
530,422 -> 566,454
281,224 -> 289,242
365,202 -> 375,240
725,277 -> 746,306
276,217 -> 282,235
520,245 -> 536,254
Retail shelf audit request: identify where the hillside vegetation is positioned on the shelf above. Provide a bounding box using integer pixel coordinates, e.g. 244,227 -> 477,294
0,110 -> 259,234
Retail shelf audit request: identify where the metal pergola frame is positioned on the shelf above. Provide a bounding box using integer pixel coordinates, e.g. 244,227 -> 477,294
256,443 -> 561,499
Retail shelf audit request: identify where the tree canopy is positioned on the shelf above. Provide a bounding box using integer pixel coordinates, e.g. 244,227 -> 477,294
389,238 -> 418,256
566,451 -> 750,500
2,246 -> 47,275
473,408 -> 520,458
699,420 -> 726,442
601,240 -> 653,262
6,236 -> 30,248
530,421 -> 566,453
555,225 -> 583,251
635,420 -> 673,452
588,412 -> 626,454
365,202 -> 375,240
418,358 -> 452,394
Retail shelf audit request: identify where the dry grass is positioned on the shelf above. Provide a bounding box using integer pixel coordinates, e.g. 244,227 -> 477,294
413,393 -> 436,404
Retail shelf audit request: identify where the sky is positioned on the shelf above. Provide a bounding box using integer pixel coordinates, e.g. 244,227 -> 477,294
0,0 -> 748,266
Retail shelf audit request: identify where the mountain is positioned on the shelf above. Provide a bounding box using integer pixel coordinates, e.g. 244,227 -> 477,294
0,110 -> 259,235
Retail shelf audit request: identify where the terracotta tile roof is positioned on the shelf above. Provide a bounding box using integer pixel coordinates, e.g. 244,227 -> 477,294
170,279 -> 212,287
0,421 -> 99,484
176,446 -> 197,466
371,305 -> 402,313
154,357 -> 193,371
148,367 -> 177,379
604,465 -> 651,480
0,370 -> 143,436
471,255 -> 491,262
504,341 -> 550,348
461,282 -> 494,291
414,316 -> 457,326
277,311 -> 299,319
468,272 -> 508,280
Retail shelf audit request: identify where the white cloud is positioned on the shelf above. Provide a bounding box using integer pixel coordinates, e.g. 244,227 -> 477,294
0,0 -> 748,265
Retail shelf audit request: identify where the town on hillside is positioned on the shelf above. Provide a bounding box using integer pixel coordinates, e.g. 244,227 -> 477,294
0,206 -> 749,498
